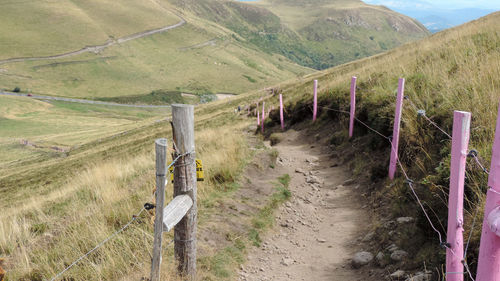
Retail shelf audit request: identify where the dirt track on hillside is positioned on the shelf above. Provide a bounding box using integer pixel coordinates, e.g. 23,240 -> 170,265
239,129 -> 374,281
0,13 -> 186,65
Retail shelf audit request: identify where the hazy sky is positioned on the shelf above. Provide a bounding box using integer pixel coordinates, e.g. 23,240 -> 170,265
363,0 -> 500,10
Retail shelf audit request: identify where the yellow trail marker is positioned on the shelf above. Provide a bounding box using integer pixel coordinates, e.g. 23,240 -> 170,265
169,159 -> 204,182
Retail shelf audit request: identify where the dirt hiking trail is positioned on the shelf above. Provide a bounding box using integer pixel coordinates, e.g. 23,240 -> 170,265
239,129 -> 373,281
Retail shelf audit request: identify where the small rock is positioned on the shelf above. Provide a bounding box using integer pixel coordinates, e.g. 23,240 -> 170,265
405,272 -> 432,281
351,251 -> 374,268
391,250 -> 408,262
397,217 -> 415,224
281,257 -> 294,266
317,238 -> 327,243
384,220 -> 397,229
343,178 -> 355,185
362,231 -> 375,242
390,270 -> 406,279
306,175 -> 323,185
259,267 -> 264,272
375,252 -> 387,267
387,244 -> 399,252
295,168 -> 306,175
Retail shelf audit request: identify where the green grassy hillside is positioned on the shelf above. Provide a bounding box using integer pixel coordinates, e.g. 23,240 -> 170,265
0,0 -> 179,59
0,0 -> 428,100
182,0 -> 429,69
0,0 -> 311,100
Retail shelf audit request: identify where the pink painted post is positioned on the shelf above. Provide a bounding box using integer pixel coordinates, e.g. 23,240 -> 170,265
257,102 -> 260,126
313,79 -> 318,122
349,76 -> 357,138
280,94 -> 284,131
261,102 -> 265,133
477,100 -> 500,281
388,78 -> 405,180
446,111 -> 471,281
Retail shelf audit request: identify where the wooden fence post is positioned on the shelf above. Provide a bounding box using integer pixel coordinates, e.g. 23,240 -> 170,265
349,76 -> 357,138
388,78 -> 405,180
446,111 -> 471,281
313,79 -> 318,122
280,94 -> 284,131
171,104 -> 197,278
476,100 -> 500,281
261,101 -> 265,133
150,138 -> 168,281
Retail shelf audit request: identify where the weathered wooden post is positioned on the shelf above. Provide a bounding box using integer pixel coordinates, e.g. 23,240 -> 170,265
349,76 -> 357,138
171,104 -> 197,278
446,111 -> 471,281
477,100 -> 500,281
313,79 -> 318,122
388,78 -> 405,180
150,138 -> 168,281
279,94 -> 284,131
261,101 -> 265,133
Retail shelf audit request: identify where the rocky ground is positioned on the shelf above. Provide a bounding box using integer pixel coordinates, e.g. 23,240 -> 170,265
238,129 -> 433,281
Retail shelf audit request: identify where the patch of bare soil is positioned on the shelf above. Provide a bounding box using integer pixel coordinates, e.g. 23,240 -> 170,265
238,129 -> 376,281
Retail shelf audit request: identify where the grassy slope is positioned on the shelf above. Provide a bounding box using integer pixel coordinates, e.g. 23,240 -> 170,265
0,0 -> 311,99
261,11 -> 499,274
185,0 -> 429,70
0,95 -> 168,171
0,0 -> 179,59
0,90 -> 270,280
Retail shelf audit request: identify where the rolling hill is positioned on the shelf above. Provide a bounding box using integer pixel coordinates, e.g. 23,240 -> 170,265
0,0 -> 428,100
181,0 -> 430,69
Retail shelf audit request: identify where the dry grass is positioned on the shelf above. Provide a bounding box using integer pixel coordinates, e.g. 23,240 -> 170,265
0,100 -> 254,280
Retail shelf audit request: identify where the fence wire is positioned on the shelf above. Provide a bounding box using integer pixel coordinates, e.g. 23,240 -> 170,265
318,103 -> 480,280
49,142 -> 191,281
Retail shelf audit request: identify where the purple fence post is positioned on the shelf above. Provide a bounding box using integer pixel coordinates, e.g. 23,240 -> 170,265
388,78 -> 405,180
313,79 -> 318,122
477,100 -> 500,281
280,94 -> 284,131
446,111 -> 471,281
349,76 -> 357,138
261,102 -> 265,133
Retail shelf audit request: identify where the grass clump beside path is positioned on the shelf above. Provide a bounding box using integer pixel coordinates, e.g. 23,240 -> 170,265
250,174 -> 291,246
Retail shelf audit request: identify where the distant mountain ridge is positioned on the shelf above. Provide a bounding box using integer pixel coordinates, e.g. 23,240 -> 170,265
363,0 -> 498,32
177,0 -> 430,69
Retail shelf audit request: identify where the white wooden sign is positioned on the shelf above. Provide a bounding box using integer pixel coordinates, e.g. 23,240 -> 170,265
162,195 -> 193,232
